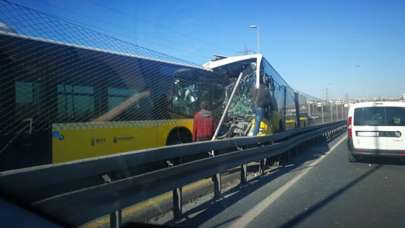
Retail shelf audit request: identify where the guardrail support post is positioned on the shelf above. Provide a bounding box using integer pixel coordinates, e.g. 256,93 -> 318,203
173,187 -> 183,220
259,159 -> 266,176
213,173 -> 221,199
110,210 -> 122,228
167,159 -> 183,220
241,164 -> 248,185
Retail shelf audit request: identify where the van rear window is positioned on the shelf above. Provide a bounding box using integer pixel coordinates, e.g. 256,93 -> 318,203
354,107 -> 405,126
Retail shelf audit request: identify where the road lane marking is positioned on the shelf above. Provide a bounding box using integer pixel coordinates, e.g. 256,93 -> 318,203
232,135 -> 348,228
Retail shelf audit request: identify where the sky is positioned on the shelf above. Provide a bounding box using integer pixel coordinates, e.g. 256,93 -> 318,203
9,0 -> 405,99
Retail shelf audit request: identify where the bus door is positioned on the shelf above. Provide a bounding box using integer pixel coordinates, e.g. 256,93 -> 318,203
3,81 -> 51,170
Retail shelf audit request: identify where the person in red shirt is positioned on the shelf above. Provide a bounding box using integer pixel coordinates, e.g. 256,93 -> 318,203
193,101 -> 216,141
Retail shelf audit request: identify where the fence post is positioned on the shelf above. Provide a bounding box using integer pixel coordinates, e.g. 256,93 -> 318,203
101,174 -> 121,228
110,210 -> 122,228
259,158 -> 266,176
266,140 -> 275,168
283,86 -> 287,128
167,160 -> 183,220
173,187 -> 182,220
241,164 -> 248,185
294,92 -> 301,128
213,173 -> 221,199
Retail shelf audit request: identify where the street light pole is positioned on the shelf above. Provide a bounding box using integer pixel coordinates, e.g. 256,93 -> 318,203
249,25 -> 260,53
256,26 -> 260,53
335,103 -> 337,121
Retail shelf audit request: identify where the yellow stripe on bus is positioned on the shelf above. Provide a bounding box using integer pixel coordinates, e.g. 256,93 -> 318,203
52,119 -> 193,163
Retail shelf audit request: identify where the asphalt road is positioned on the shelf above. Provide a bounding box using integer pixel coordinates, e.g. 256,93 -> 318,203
174,134 -> 405,228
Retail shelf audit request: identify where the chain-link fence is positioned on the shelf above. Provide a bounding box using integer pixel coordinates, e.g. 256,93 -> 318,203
0,0 -> 349,171
0,0 -> 221,170
302,92 -> 349,125
0,0 -> 200,68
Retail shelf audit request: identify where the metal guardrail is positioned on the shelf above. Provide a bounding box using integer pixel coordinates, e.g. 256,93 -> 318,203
0,121 -> 346,227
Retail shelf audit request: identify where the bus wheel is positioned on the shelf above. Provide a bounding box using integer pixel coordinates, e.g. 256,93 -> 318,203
166,128 -> 193,165
166,128 -> 192,145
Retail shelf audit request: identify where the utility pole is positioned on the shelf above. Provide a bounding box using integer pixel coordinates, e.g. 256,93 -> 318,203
321,103 -> 324,123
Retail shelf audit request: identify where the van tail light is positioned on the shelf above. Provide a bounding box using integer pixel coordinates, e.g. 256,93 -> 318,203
347,116 -> 352,139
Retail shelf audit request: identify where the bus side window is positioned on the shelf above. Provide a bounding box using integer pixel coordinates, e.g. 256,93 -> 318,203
57,84 -> 95,122
15,81 -> 39,119
16,81 -> 36,105
107,87 -> 154,121
108,88 -> 137,111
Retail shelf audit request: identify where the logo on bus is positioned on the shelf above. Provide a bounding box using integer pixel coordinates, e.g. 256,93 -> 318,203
52,131 -> 64,141
113,135 -> 134,143
91,137 -> 107,146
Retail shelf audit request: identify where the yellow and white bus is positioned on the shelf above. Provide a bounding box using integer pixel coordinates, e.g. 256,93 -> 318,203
204,54 -> 310,135
0,32 -> 227,170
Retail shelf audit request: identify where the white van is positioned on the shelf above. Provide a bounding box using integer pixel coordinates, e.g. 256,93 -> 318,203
347,101 -> 405,162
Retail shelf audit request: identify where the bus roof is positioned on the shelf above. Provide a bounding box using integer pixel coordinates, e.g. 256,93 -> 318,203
203,54 -> 263,70
0,31 -> 202,70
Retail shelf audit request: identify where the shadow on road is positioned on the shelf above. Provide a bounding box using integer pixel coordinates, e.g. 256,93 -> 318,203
357,156 -> 405,166
170,134 -> 344,227
211,216 -> 241,228
279,164 -> 382,228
